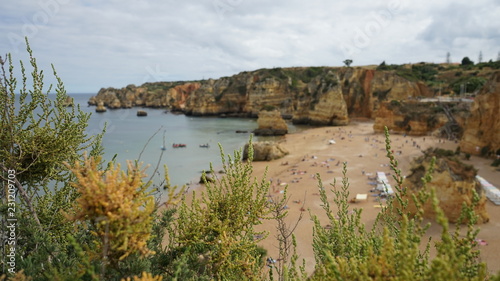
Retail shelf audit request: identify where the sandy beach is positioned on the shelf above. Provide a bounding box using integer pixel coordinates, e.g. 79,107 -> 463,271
185,120 -> 500,274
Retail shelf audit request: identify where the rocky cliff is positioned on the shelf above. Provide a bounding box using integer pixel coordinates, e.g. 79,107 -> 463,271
402,148 -> 489,224
373,100 -> 470,136
459,71 -> 500,156
89,66 -> 433,126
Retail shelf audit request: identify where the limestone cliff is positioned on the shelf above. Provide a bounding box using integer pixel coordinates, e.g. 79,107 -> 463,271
89,66 -> 433,126
402,148 -> 489,224
372,100 -> 470,136
459,71 -> 500,156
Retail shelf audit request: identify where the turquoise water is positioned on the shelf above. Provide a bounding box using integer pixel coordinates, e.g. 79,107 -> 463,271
72,94 -> 303,193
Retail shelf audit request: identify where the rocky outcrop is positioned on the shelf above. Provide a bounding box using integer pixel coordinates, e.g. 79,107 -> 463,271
243,141 -> 289,161
95,101 -> 107,112
373,101 -> 452,136
89,67 -> 434,126
402,148 -> 489,224
341,68 -> 432,119
253,109 -> 288,136
460,71 -> 500,156
63,96 -> 74,107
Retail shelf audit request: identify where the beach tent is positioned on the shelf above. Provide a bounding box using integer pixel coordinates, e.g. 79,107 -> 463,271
376,171 -> 394,196
377,172 -> 388,182
380,185 -> 394,196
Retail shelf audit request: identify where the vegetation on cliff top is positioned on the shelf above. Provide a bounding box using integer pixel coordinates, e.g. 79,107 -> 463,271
131,58 -> 500,98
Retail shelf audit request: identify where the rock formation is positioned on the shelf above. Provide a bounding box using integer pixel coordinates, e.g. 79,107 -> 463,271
253,109 -> 288,136
88,65 -> 498,141
373,100 -> 464,136
88,67 -> 435,126
460,71 -> 500,156
95,101 -> 107,112
243,141 -> 289,161
63,96 -> 74,107
402,148 -> 489,224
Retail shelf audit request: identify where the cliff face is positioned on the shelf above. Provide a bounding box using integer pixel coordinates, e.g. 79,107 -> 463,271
402,149 -> 489,224
373,101 -> 458,136
89,67 -> 432,126
460,71 -> 500,156
343,69 -> 432,118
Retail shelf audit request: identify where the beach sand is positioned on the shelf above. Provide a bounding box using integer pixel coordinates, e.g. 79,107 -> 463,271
184,120 -> 500,274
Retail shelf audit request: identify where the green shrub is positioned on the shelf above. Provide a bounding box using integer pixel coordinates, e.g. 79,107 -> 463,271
161,141 -> 280,280
0,38 -> 106,280
307,127 -> 493,281
390,99 -> 401,107
412,63 -> 439,81
480,146 -> 491,157
451,76 -> 487,94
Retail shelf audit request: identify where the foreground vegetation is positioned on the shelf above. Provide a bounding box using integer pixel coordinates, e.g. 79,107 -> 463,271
1,41 -> 500,280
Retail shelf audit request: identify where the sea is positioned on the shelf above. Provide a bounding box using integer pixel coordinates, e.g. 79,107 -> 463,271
68,93 -> 305,196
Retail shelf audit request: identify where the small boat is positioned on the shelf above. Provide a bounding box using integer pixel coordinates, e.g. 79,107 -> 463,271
199,143 -> 210,148
172,143 -> 187,148
160,146 -> 167,151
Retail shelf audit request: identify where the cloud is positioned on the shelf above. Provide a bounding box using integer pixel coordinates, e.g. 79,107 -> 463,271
1,0 -> 498,92
417,1 -> 500,61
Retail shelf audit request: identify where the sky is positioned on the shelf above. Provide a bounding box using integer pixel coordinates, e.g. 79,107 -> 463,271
1,0 -> 499,93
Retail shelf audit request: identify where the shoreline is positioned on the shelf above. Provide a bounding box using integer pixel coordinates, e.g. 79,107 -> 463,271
177,120 -> 500,274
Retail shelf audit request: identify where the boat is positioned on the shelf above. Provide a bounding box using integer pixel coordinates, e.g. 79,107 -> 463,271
172,143 -> 187,148
199,143 -> 210,148
160,146 -> 167,151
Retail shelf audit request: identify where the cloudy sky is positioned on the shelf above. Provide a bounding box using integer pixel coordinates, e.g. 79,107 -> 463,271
1,0 -> 499,93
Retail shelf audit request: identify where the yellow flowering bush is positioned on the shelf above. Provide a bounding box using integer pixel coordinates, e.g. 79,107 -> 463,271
67,154 -> 155,262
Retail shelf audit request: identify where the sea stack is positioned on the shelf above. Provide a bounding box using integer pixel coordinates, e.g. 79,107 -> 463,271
95,101 -> 107,112
243,141 -> 289,161
253,108 -> 288,136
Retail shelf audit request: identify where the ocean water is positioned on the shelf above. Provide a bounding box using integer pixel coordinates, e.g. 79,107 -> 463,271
71,94 -> 304,193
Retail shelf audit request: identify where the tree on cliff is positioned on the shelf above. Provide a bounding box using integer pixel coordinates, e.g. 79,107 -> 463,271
461,56 -> 474,66
343,59 -> 353,67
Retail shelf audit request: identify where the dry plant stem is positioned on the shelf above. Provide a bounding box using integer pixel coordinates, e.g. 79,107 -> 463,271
270,190 -> 304,281
0,164 -> 43,231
